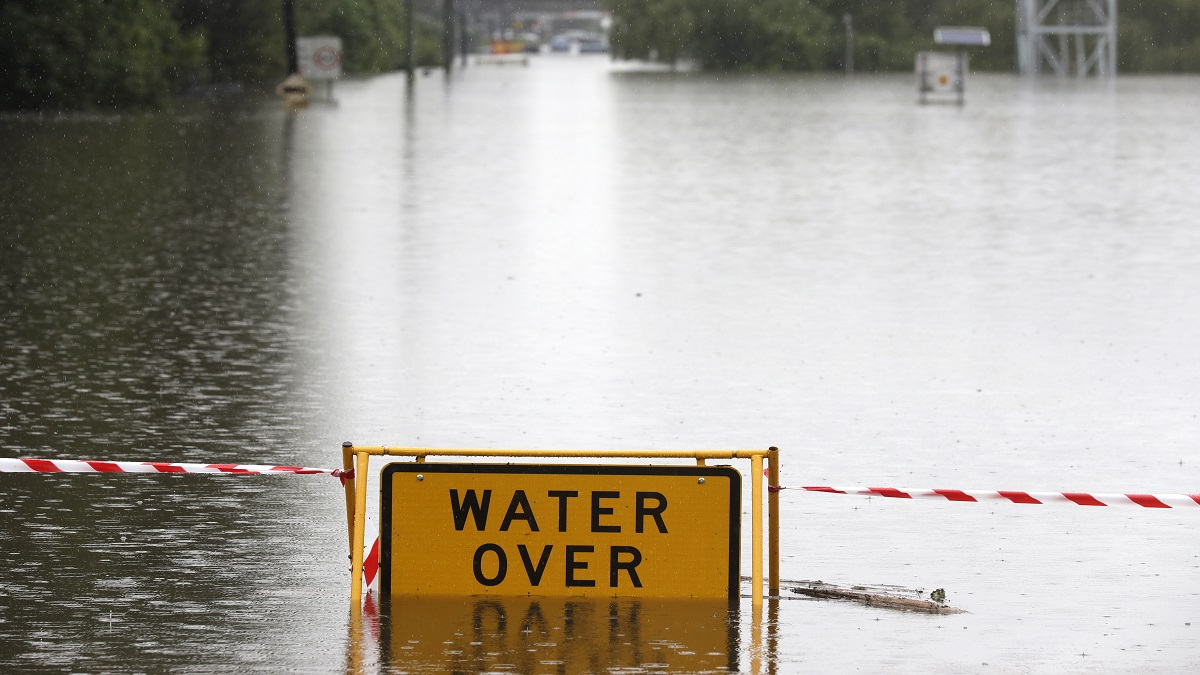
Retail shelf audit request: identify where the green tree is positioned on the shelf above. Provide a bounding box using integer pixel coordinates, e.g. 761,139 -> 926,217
1120,0 -> 1200,71
0,0 -> 205,109
608,0 -> 697,66
172,0 -> 286,84
172,0 -> 436,83
605,0 -> 835,70
299,0 -> 439,72
606,0 -> 1200,74
810,0 -> 929,70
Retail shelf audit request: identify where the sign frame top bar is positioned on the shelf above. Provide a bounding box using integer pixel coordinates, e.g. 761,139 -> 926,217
340,444 -> 780,610
350,446 -> 771,460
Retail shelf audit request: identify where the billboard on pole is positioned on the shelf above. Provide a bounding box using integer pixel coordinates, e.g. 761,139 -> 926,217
297,36 -> 343,80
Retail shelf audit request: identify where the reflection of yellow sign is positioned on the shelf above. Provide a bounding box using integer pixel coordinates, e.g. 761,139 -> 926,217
385,596 -> 738,673
381,464 -> 741,599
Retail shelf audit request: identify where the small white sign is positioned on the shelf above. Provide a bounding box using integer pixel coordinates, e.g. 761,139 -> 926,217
916,51 -> 962,94
297,36 -> 343,80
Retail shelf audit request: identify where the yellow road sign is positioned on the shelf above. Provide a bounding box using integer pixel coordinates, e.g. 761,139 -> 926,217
381,463 -> 741,600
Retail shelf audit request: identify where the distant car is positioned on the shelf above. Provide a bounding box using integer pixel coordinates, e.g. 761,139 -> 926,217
578,37 -> 609,54
548,31 -> 609,54
519,32 -> 542,54
549,35 -> 572,52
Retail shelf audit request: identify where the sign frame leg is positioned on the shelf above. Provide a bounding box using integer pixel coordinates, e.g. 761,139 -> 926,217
751,453 -> 763,608
768,446 -> 780,597
349,449 -> 370,604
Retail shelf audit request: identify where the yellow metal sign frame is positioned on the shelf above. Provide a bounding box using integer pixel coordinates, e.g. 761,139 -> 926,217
341,445 -> 780,608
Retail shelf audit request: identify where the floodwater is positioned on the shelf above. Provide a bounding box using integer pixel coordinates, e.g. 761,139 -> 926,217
2,56 -> 1199,672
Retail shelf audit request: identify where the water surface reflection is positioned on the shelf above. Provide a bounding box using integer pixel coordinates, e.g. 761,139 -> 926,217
374,596 -> 741,674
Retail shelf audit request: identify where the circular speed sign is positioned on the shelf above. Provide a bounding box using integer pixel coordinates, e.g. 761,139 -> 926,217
312,46 -> 341,71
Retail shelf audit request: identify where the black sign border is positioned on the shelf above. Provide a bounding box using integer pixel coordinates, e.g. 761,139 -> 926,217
379,462 -> 742,602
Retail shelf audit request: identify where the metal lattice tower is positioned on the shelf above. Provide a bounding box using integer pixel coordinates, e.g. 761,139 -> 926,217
1016,0 -> 1117,76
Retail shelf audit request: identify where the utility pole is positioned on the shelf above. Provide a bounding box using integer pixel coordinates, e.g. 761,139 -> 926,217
283,0 -> 299,73
459,9 -> 469,67
406,0 -> 415,80
443,0 -> 456,75
842,14 -> 854,75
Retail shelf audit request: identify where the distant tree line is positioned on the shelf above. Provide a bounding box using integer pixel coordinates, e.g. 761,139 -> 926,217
4,0 -> 1198,109
603,0 -> 1200,73
0,0 -> 444,110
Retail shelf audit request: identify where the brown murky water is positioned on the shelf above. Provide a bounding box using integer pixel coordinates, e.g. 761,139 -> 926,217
2,58 -> 1198,672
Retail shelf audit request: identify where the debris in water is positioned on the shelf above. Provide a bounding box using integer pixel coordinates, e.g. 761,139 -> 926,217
786,580 -> 965,614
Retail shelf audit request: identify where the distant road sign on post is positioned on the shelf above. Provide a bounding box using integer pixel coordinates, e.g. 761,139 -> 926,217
297,36 -> 342,80
916,51 -> 964,102
918,27 -> 990,105
381,463 -> 741,601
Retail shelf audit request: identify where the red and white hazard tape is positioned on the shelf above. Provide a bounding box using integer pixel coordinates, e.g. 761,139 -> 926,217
3,456 -> 380,590
798,485 -> 1200,508
0,457 -> 352,477
363,529 -> 380,589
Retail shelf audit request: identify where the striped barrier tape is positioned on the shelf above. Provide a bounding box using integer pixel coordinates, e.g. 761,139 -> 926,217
363,527 -> 381,590
794,485 -> 1200,508
0,457 -> 352,476
2,456 -> 379,588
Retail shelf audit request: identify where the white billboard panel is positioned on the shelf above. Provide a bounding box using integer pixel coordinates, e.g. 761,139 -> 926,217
297,36 -> 343,80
